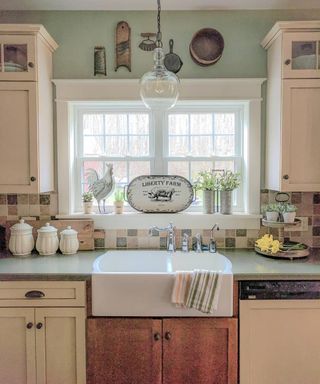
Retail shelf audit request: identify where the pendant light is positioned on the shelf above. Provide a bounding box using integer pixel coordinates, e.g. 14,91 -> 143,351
140,0 -> 179,110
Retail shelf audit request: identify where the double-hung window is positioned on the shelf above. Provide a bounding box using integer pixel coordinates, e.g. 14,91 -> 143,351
76,101 -> 244,212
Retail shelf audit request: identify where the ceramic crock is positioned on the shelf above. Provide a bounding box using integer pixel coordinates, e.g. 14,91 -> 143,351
59,226 -> 79,255
36,223 -> 59,256
9,219 -> 34,256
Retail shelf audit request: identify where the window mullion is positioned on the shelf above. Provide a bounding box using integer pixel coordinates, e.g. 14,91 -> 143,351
154,110 -> 165,174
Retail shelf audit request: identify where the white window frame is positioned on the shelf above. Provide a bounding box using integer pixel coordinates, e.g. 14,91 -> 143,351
75,103 -> 154,212
53,78 -> 264,229
163,102 -> 245,212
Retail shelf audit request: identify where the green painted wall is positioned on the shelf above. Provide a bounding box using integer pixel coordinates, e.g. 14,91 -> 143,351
1,9 -> 320,187
1,10 -> 320,79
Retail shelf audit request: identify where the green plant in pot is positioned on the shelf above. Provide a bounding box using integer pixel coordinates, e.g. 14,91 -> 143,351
82,192 -> 94,214
194,171 -> 218,214
113,188 -> 124,214
218,171 -> 241,215
262,203 -> 280,222
281,203 -> 297,223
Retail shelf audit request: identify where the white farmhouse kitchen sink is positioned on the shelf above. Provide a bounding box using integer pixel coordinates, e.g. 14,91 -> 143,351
92,250 -> 233,317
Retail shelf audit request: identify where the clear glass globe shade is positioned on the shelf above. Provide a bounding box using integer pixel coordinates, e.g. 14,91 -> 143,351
140,48 -> 179,110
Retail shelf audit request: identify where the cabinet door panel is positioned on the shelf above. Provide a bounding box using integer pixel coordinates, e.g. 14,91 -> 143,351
0,82 -> 38,193
0,35 -> 36,81
282,79 -> 320,191
87,318 -> 162,384
0,308 -> 36,384
35,308 -> 86,384
163,318 -> 237,384
283,32 -> 320,78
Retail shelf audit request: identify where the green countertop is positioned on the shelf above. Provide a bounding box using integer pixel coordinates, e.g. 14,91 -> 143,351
0,249 -> 320,280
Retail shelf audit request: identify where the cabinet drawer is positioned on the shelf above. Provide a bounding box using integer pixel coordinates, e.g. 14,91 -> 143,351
0,281 -> 86,307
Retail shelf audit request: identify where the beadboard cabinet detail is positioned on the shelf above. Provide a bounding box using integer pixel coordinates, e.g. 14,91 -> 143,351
0,24 -> 58,193
262,21 -> 320,192
0,281 -> 86,384
87,317 -> 238,384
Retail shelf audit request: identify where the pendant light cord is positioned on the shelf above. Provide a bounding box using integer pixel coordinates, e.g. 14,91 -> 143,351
156,0 -> 163,48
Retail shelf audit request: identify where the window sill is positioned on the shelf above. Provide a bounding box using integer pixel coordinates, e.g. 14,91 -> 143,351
56,212 -> 261,230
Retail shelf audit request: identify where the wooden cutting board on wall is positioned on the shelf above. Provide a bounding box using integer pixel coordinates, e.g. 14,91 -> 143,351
6,219 -> 95,251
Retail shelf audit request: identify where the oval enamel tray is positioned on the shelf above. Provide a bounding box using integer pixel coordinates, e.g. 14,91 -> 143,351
126,175 -> 194,213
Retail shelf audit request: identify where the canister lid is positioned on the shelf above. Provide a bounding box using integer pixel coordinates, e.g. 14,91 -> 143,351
10,219 -> 33,233
60,226 -> 78,237
37,222 -> 57,233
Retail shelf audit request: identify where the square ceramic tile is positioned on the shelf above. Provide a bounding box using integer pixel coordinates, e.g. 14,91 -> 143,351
29,194 -> 39,205
0,195 -> 7,205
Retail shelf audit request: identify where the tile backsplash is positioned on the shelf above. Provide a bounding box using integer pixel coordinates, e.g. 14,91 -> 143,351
0,193 -> 58,221
1,190 -> 320,251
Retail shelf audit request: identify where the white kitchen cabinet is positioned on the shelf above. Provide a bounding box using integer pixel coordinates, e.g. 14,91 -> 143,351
262,21 -> 320,191
0,281 -> 86,384
0,25 -> 58,193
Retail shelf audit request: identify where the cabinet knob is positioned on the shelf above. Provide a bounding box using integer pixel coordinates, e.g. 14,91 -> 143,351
28,62 -> 34,68
154,332 -> 161,341
30,176 -> 36,182
283,174 -> 289,180
26,322 -> 33,329
164,331 -> 172,341
284,59 -> 291,65
36,322 -> 43,330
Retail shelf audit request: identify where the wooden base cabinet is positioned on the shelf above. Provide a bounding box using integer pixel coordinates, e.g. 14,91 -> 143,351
0,281 -> 86,384
87,317 -> 238,384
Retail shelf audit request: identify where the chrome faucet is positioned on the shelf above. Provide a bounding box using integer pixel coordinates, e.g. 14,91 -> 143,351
194,233 -> 202,253
209,224 -> 219,253
181,233 -> 189,252
149,222 -> 176,252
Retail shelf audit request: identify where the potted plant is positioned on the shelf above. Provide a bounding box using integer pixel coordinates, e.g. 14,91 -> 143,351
262,203 -> 280,222
282,203 -> 297,223
82,192 -> 94,214
194,171 -> 218,214
113,189 -> 124,214
218,171 -> 241,214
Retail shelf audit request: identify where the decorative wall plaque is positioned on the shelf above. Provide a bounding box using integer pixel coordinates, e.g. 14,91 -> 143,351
126,175 -> 194,213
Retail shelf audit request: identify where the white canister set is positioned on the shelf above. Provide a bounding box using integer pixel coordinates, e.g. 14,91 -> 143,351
9,220 -> 79,257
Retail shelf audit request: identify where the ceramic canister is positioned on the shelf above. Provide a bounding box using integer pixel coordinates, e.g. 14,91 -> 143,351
9,219 -> 34,256
59,226 -> 79,255
36,223 -> 59,256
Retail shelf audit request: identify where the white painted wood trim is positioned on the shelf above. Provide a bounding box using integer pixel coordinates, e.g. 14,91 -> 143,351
53,78 -> 265,101
56,212 -> 261,230
54,78 -> 265,218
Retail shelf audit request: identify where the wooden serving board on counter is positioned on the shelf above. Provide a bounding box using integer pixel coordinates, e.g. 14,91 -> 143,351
6,219 -> 95,251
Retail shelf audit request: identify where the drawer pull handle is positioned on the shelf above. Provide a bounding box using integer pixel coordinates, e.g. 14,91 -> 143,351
36,322 -> 43,329
154,332 -> 161,341
165,331 -> 172,341
26,322 -> 33,329
25,290 -> 45,298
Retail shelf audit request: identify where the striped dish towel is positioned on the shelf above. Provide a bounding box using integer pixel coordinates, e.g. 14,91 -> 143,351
171,271 -> 193,308
185,270 -> 222,313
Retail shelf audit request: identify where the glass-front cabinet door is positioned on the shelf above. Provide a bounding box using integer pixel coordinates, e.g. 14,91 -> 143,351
0,35 -> 36,81
282,32 -> 320,78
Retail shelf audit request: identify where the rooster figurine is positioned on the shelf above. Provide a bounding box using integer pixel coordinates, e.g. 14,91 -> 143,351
85,163 -> 115,213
